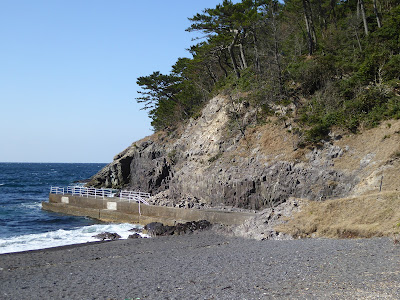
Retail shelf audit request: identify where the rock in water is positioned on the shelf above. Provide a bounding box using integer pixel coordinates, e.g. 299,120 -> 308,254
93,232 -> 121,241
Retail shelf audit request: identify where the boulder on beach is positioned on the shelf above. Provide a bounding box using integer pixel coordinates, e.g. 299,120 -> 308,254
128,233 -> 142,239
93,232 -> 121,241
144,222 -> 175,236
144,220 -> 212,237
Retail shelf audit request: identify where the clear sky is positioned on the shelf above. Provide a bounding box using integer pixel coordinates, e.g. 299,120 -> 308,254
0,0 -> 229,163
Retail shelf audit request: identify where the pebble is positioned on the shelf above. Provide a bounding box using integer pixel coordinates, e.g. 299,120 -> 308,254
0,232 -> 399,299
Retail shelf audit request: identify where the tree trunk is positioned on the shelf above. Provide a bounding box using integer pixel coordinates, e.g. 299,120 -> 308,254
304,14 -> 314,55
206,64 -> 217,84
309,11 -> 317,46
252,29 -> 261,73
223,51 -> 233,70
238,46 -> 245,70
355,29 -> 363,52
373,0 -> 382,28
330,0 -> 337,27
302,0 -> 317,55
238,43 -> 248,69
271,3 -> 283,97
317,0 -> 327,33
359,0 -> 369,35
229,30 -> 241,78
218,53 -> 228,77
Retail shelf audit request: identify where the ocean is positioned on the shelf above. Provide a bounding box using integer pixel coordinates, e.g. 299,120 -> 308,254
0,163 -> 145,254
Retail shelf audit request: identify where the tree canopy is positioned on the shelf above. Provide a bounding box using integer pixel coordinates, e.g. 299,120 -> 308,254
136,0 -> 400,139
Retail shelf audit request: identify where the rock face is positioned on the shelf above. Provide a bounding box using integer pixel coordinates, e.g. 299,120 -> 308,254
215,197 -> 302,240
88,95 -> 400,210
89,140 -> 171,191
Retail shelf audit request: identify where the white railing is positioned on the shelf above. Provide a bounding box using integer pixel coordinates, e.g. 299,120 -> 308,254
50,186 -> 116,199
50,186 -> 65,194
50,186 -> 151,207
119,190 -> 151,205
119,190 -> 151,215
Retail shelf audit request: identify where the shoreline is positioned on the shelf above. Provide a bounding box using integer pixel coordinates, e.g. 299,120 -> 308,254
0,239 -> 114,256
1,231 -> 399,299
0,222 -> 147,255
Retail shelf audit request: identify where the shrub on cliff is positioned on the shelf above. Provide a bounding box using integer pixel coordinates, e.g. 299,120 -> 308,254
135,0 -> 400,143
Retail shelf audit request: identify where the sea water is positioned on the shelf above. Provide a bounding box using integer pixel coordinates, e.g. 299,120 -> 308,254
0,163 -> 145,254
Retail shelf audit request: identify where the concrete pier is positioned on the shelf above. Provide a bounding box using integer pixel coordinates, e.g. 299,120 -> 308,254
42,194 -> 255,226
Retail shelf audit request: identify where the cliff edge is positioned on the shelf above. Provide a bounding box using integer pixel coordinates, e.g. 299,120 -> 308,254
88,94 -> 400,212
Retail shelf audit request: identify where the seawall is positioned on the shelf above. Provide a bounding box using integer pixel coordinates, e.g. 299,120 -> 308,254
42,194 -> 255,226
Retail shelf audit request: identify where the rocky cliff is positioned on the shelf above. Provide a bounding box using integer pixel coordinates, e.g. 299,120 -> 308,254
88,95 -> 400,210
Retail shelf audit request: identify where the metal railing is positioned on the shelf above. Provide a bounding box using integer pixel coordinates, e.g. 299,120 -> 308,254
50,186 -> 65,195
119,190 -> 150,205
119,190 -> 151,215
50,186 -> 116,199
50,186 -> 151,206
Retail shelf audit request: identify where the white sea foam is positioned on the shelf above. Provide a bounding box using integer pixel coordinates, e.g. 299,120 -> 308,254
20,202 -> 42,210
0,223 -> 149,254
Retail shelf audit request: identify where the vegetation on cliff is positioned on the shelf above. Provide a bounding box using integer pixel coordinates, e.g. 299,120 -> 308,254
136,0 -> 400,143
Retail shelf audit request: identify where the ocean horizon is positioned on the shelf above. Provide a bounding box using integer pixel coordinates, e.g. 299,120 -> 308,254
0,162 -> 144,254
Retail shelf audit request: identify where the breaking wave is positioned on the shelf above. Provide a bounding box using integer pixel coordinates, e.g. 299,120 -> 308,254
0,223 -> 148,254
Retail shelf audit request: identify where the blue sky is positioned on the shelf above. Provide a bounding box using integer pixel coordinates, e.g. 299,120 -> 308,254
0,0 -> 229,163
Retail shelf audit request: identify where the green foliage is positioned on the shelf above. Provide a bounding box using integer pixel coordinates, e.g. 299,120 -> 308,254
300,83 -> 400,139
287,55 -> 336,96
383,55 -> 400,81
134,0 -> 400,139
136,60 -> 205,131
369,6 -> 400,53
215,68 -> 259,94
305,122 -> 331,143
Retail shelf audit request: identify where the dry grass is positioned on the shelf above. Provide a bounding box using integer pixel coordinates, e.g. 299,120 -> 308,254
334,120 -> 400,195
232,116 -> 305,163
275,191 -> 400,238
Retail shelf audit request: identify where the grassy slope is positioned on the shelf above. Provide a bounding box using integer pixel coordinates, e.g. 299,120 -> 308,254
249,118 -> 400,238
276,191 -> 400,238
273,119 -> 400,238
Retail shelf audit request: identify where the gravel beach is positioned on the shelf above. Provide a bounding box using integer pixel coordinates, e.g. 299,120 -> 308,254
0,231 -> 399,299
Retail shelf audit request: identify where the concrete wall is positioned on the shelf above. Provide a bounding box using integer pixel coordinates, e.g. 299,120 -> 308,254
44,194 -> 255,226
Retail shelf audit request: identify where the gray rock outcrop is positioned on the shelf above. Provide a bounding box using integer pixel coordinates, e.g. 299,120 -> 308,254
88,95 -> 361,209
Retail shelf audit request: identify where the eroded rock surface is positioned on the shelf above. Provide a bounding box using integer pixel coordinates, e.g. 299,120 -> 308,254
88,95 -> 400,210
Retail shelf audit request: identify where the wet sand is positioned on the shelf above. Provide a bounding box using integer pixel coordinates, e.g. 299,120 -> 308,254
0,231 -> 399,299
